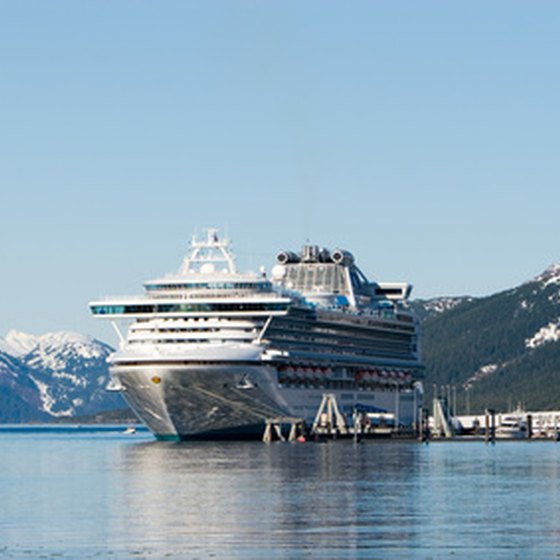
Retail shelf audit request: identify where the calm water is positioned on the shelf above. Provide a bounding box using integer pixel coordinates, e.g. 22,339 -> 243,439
1,428 -> 560,559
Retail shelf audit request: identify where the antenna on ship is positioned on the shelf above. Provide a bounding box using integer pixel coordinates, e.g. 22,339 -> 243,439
207,227 -> 219,244
180,227 -> 237,274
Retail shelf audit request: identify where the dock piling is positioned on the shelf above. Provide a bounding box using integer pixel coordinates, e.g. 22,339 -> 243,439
262,417 -> 305,443
485,409 -> 496,444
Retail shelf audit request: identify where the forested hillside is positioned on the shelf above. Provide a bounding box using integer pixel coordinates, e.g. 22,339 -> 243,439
415,264 -> 560,413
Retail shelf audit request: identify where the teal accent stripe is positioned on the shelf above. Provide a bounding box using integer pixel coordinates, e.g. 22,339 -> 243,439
154,434 -> 181,442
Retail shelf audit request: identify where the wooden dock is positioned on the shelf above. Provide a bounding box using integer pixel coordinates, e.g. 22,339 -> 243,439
262,393 -> 560,444
263,393 -> 421,442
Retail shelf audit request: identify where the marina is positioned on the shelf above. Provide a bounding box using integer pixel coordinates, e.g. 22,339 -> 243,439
428,387 -> 560,442
260,391 -> 560,443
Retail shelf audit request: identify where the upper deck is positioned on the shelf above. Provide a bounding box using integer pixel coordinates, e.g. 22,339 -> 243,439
90,232 -> 415,325
271,244 -> 413,314
90,230 -> 291,320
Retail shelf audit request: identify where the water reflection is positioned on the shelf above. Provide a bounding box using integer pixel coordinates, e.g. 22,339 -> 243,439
111,440 -> 560,558
109,441 -> 422,557
3,433 -> 560,558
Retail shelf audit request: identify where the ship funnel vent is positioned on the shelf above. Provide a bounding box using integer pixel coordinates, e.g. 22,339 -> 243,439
276,251 -> 300,264
331,249 -> 354,266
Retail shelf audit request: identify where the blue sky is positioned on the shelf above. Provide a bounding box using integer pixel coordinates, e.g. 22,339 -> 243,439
1,1 -> 559,342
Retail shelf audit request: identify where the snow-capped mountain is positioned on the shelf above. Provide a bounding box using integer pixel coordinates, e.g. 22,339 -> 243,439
0,330 -> 38,357
0,330 -> 123,422
535,262 -> 560,287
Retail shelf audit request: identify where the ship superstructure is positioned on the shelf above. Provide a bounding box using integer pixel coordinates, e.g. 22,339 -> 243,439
90,229 -> 423,440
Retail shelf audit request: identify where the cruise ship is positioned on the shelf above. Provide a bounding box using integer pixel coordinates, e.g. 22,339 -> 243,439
90,229 -> 423,440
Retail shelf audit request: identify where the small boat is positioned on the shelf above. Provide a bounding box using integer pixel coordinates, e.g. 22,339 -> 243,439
123,426 -> 137,435
496,409 -> 527,439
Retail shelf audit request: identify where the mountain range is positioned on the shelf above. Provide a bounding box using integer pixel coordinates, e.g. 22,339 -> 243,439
2,262 -> 560,422
0,331 -> 124,422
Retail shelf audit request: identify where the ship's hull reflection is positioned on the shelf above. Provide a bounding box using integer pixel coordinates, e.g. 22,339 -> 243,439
111,440 -> 420,557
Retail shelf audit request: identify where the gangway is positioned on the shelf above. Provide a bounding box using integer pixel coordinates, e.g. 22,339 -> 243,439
432,397 -> 455,438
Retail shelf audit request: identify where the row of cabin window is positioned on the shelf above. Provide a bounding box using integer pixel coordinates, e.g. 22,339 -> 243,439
145,281 -> 272,292
92,302 -> 288,315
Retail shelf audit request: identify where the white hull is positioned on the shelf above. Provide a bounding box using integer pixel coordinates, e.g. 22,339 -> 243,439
494,429 -> 527,440
113,360 -> 421,440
